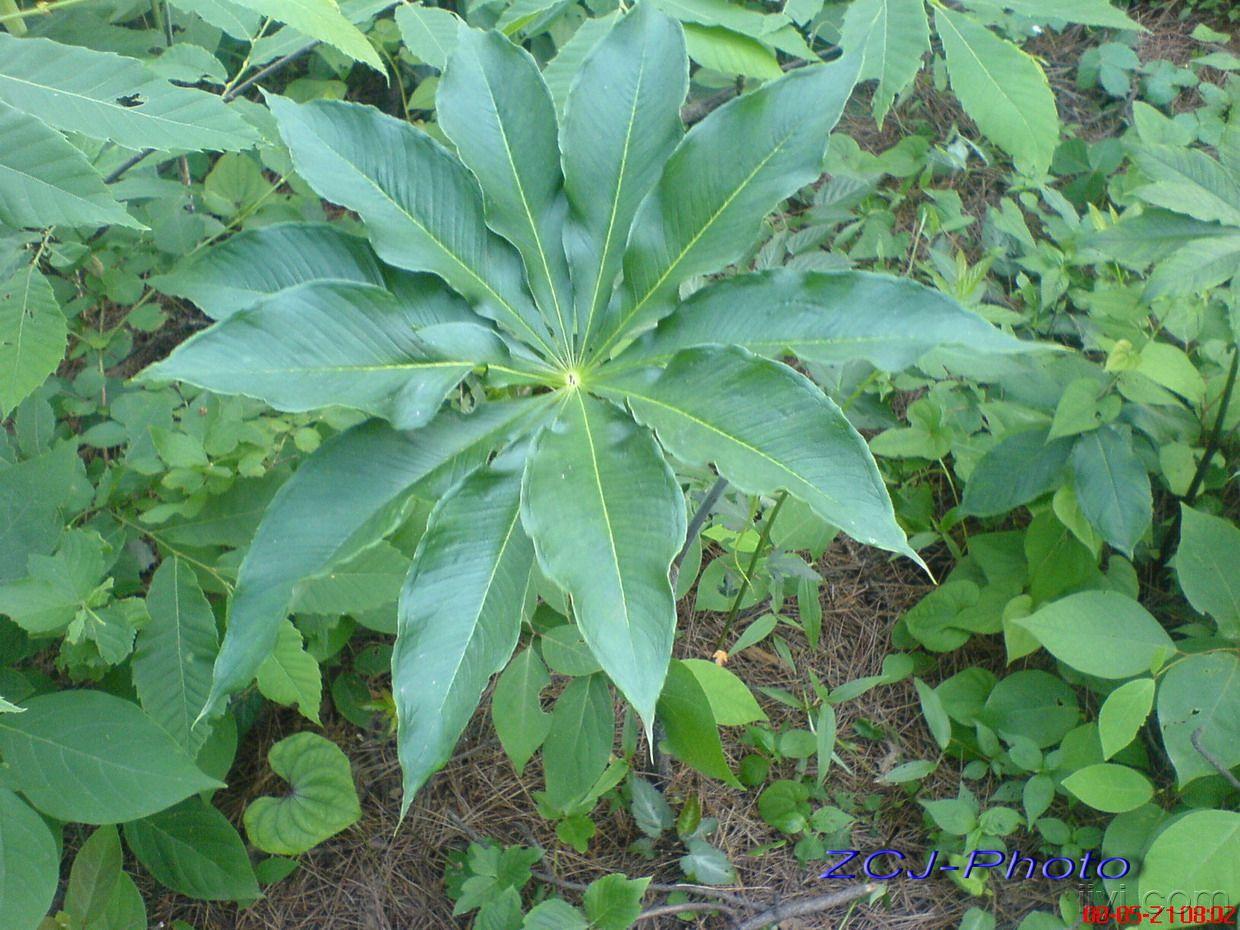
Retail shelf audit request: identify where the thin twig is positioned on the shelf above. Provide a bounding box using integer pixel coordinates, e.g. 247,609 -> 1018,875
671,475 -> 728,587
734,883 -> 880,930
1191,727 -> 1240,791
636,900 -> 735,922
714,491 -> 788,652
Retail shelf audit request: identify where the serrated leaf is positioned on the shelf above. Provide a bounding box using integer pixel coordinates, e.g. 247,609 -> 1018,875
124,800 -> 260,901
0,102 -> 141,230
521,394 -> 685,729
394,4 -> 461,69
841,0 -> 929,124
256,619 -> 322,723
243,732 -> 360,854
230,0 -> 383,70
392,446 -> 533,811
0,266 -> 66,419
0,690 -> 222,824
0,34 -> 256,152
934,7 -> 1058,176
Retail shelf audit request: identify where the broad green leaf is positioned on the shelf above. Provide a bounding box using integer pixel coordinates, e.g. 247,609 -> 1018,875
964,0 -> 1142,30
256,619 -> 322,723
523,898 -> 589,930
0,527 -> 105,635
266,95 -> 557,359
65,825 -> 122,928
680,658 -> 766,725
243,732 -> 360,854
1139,812 -> 1240,912
521,394 -> 685,728
1146,234 -> 1240,299
628,775 -> 673,838
292,541 -> 406,615
0,789 -> 57,930
395,5 -> 461,70
915,677 -> 951,751
1012,591 -> 1175,679
0,34 -> 256,152
0,266 -> 66,419
657,659 -> 740,786
591,57 -> 859,360
1069,425 -> 1151,557
141,281 -> 496,428
620,269 -> 1037,371
132,558 -> 219,756
583,874 -> 650,930
840,0 -> 929,124
562,4 -> 687,350
1157,652 -> 1240,787
229,0 -> 383,70
491,647 -> 553,775
203,399 -> 548,720
438,29 -> 573,349
960,428 -> 1072,517
168,0 -> 261,38
682,24 -> 781,80
934,7 -> 1057,176
608,346 -> 917,563
393,446 -> 534,811
0,690 -> 221,824
543,13 -> 619,115
1098,678 -> 1154,760
1132,144 -> 1240,226
0,102 -> 140,230
541,673 -> 614,810
1061,764 -> 1153,813
98,872 -> 146,930
1086,209 -> 1235,265
0,441 -> 87,584
1174,505 -> 1240,639
152,223 -> 391,319
979,670 -> 1079,748
124,800 -> 259,901
247,0 -> 397,66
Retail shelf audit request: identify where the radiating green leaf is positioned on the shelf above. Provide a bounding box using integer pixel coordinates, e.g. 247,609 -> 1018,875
229,0 -> 383,70
203,400 -> 548,720
543,13 -> 618,115
256,619 -> 322,723
591,57 -> 859,360
438,29 -> 573,349
395,5 -> 461,69
522,394 -> 685,728
1012,590 -> 1175,679
562,4 -> 687,350
243,732 -> 360,854
621,269 -> 1036,371
934,7 -> 1058,175
132,558 -> 219,756
609,346 -> 917,563
1157,652 -> 1240,787
1069,424 -> 1151,557
393,446 -> 533,811
841,0 -> 929,124
0,102 -> 140,230
0,266 -> 66,419
1062,764 -> 1153,813
267,94 -> 557,360
124,800 -> 260,901
0,34 -> 256,152
1174,505 -> 1240,639
142,282 -> 496,428
0,789 -> 57,930
0,690 -> 221,824
491,647 -> 552,775
1098,678 -> 1154,760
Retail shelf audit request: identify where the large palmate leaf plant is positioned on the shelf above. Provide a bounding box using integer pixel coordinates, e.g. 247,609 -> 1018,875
143,3 -> 1034,810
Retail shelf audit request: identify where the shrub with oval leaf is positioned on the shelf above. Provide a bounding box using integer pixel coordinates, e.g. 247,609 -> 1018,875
141,6 -> 1035,810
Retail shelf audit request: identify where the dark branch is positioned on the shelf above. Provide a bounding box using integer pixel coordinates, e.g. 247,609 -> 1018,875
734,883 -> 880,930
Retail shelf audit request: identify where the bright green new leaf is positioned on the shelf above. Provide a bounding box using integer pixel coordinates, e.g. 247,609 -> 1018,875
522,394 -> 685,729
583,873 -> 650,930
680,658 -> 766,725
132,557 -> 219,756
0,690 -> 221,824
0,789 -> 58,930
124,801 -> 260,901
229,0 -> 383,71
1062,763 -> 1153,813
934,7 -> 1058,176
1174,505 -> 1240,639
0,102 -> 141,231
256,619 -> 322,723
682,24 -> 781,80
1013,590 -> 1176,679
243,732 -> 361,855
392,445 -> 533,811
1098,678 -> 1154,760
0,34 -> 256,152
656,659 -> 741,787
0,266 -> 67,419
1156,652 -> 1240,787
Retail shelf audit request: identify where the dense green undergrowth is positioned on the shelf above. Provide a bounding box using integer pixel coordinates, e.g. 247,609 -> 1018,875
0,0 -> 1236,927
